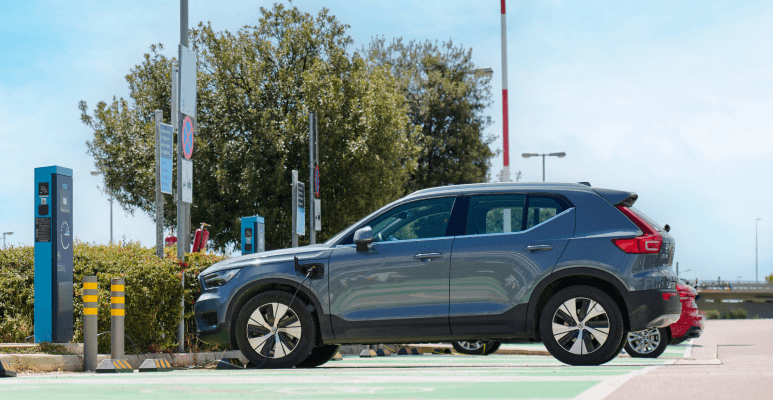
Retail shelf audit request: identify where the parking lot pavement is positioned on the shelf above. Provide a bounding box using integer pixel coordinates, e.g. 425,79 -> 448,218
0,351 -> 689,400
607,319 -> 773,400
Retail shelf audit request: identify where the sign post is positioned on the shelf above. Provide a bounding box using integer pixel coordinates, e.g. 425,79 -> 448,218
155,110 -> 174,258
34,165 -> 73,344
175,0 -> 196,353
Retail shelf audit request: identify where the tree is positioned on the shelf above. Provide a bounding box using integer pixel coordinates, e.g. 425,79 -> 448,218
79,4 -> 419,251
365,37 -> 497,193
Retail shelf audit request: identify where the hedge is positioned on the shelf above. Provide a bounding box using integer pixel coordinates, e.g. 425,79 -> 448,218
0,241 -> 226,353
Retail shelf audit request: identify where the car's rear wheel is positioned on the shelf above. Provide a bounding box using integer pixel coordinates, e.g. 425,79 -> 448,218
235,290 -> 317,369
624,327 -> 668,358
539,286 -> 624,366
451,340 -> 501,355
297,345 -> 341,368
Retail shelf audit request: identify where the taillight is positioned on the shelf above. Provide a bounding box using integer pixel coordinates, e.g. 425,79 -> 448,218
612,206 -> 663,254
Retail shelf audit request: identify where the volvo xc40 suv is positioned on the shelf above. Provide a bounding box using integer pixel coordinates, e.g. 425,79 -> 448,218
195,183 -> 681,367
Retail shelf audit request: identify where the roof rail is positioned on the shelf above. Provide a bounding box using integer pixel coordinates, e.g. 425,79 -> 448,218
578,182 -> 591,187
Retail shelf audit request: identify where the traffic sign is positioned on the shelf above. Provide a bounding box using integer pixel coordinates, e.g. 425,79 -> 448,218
159,123 -> 174,194
182,116 -> 194,160
314,165 -> 320,198
296,182 -> 305,236
181,159 -> 192,204
179,45 -> 197,117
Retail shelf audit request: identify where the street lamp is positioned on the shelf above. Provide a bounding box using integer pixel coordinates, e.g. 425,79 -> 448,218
756,218 -> 761,283
2,232 -> 12,250
91,170 -> 113,244
521,152 -> 566,182
472,68 -> 493,77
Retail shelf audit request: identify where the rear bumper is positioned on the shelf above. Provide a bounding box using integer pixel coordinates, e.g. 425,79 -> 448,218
669,325 -> 703,344
625,289 -> 682,331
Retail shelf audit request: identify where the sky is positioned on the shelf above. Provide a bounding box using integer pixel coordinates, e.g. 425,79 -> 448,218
0,0 -> 771,283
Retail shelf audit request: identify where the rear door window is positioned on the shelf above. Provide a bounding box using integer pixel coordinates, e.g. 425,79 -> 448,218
526,196 -> 568,229
466,195 -> 526,235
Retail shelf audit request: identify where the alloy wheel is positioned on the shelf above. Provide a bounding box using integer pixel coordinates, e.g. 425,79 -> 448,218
457,341 -> 485,351
627,328 -> 661,355
551,297 -> 610,355
246,302 -> 302,359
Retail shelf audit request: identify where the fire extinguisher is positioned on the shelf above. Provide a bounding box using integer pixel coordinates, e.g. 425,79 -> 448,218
193,223 -> 210,253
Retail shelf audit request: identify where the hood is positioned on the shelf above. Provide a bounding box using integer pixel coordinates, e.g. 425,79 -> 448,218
200,243 -> 333,276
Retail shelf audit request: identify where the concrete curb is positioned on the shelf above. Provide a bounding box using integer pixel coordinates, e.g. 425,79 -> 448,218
0,350 -> 246,373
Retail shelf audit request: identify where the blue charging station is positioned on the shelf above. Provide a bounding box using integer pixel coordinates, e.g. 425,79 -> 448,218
34,166 -> 74,343
240,215 -> 265,255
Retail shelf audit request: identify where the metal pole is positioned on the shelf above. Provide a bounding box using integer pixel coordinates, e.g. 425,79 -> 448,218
500,0 -> 510,182
110,278 -> 125,359
83,276 -> 98,371
176,0 -> 188,353
756,218 -> 760,284
155,110 -> 164,258
109,197 -> 113,244
542,155 -> 545,182
309,111 -> 316,245
292,170 -> 298,248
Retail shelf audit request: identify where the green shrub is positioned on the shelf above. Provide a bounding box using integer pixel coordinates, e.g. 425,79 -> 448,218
705,310 -> 721,319
721,308 -> 747,319
0,241 -> 226,353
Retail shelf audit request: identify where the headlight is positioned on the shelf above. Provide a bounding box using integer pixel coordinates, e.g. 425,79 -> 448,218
202,268 -> 241,289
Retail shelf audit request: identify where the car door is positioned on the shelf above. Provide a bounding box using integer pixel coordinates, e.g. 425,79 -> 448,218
328,196 -> 458,340
449,194 -> 576,337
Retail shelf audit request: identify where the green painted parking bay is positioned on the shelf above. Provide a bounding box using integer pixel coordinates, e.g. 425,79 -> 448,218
0,342 -> 694,400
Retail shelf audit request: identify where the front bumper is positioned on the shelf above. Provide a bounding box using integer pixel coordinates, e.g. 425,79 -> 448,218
625,289 -> 682,331
194,294 -> 231,348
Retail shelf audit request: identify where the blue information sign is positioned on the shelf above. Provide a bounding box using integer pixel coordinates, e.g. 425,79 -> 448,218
159,123 -> 174,194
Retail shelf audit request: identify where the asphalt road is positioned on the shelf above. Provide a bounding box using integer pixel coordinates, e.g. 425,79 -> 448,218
1,320 -> 768,400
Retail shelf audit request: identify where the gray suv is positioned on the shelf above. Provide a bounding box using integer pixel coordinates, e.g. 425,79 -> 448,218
195,183 -> 681,367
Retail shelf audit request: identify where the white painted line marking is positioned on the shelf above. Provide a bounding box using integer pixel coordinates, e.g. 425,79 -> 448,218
573,366 -> 659,400
683,338 -> 694,358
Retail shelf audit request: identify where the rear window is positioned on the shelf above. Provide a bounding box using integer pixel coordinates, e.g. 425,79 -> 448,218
526,197 -> 568,229
629,207 -> 664,232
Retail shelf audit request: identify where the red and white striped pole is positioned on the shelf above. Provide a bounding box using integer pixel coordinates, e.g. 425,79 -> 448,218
500,0 -> 511,182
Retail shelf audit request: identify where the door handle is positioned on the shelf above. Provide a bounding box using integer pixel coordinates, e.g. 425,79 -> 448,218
524,245 -> 553,253
414,252 -> 443,261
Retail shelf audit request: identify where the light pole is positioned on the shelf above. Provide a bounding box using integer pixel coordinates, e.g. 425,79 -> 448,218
756,218 -> 761,283
2,232 -> 12,249
500,1 -> 511,182
521,152 -> 566,182
90,170 -> 113,244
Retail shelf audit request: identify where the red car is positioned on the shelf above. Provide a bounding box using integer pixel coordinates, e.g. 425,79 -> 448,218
625,282 -> 704,357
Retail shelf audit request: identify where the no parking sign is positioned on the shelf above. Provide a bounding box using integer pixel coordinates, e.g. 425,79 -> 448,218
182,116 -> 194,159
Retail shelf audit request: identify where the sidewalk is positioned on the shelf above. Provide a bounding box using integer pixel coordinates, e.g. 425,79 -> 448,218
606,319 -> 773,399
0,349 -> 247,372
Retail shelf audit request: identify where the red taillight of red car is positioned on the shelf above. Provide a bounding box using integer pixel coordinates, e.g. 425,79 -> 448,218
612,206 -> 663,254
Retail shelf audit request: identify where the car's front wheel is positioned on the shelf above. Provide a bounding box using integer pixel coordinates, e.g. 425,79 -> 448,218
624,327 -> 668,358
539,286 -> 625,366
234,290 -> 317,369
451,340 -> 501,355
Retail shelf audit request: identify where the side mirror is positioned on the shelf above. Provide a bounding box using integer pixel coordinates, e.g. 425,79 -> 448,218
353,226 -> 374,252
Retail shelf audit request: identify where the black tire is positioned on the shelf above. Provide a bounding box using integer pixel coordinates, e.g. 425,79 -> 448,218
539,285 -> 625,366
451,340 -> 500,355
624,327 -> 668,358
297,345 -> 341,368
234,290 -> 317,369
483,341 -> 501,355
